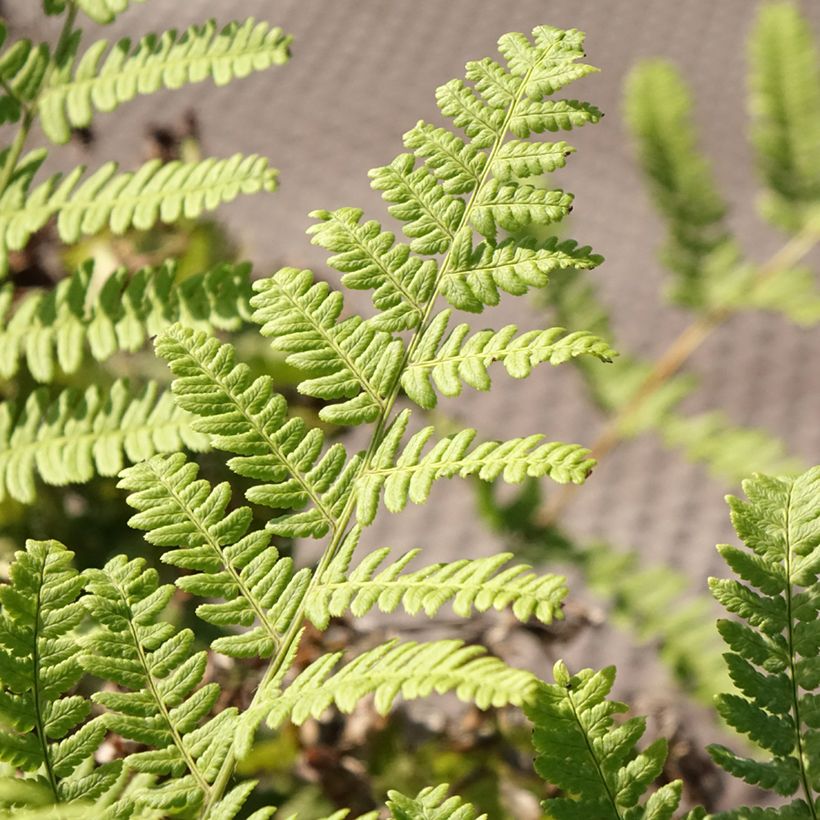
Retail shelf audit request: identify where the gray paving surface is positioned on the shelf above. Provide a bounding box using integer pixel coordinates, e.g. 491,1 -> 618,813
7,0 -> 820,807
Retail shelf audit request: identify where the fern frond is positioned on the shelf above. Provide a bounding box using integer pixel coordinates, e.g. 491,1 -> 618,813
403,308 -> 614,409
305,525 -> 567,629
119,452 -> 310,659
307,207 -> 435,331
76,0 -> 146,25
82,555 -> 239,816
0,28 -> 49,126
258,638 -> 537,730
749,2 -> 820,231
251,267 -> 404,426
0,540 -> 122,805
707,466 -> 820,810
0,151 -> 277,269
443,231 -> 603,313
155,324 -> 358,537
526,661 -> 682,819
386,784 -> 485,820
0,379 -> 206,504
626,60 -> 733,307
0,260 -> 252,383
39,19 -> 291,144
356,408 -> 594,525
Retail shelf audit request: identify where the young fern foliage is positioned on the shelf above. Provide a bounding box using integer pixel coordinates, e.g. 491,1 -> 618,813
707,466 -> 820,818
526,661 -> 683,819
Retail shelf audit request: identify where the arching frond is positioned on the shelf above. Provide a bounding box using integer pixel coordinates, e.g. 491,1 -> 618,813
155,324 -> 359,537
749,2 -> 820,231
0,379 -> 206,504
82,555 -> 240,816
305,525 -> 567,629
625,60 -> 733,307
76,0 -> 146,25
356,409 -> 594,525
443,232 -> 602,313
0,28 -> 49,126
403,309 -> 614,409
308,207 -> 435,331
526,662 -> 682,819
707,466 -> 820,810
39,19 -> 291,144
0,260 -> 252,383
119,453 -> 309,659
258,638 -> 537,730
251,267 -> 404,426
0,151 -> 277,270
0,541 -> 122,806
386,785 -> 485,820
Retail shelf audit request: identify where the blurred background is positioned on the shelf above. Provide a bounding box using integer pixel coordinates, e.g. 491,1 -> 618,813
3,1 -> 820,816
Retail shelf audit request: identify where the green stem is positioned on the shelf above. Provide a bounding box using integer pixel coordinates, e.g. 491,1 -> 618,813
201,56 -> 546,818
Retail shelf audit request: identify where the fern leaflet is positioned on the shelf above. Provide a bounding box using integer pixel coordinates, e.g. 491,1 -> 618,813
386,784 -> 485,820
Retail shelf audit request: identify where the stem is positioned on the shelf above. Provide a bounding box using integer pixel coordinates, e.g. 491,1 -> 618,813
200,56 -> 547,819
540,218 -> 820,526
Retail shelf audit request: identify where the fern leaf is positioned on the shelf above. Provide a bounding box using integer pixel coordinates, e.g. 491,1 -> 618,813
251,267 -> 404,426
0,540 -> 122,805
526,661 -> 682,819
82,555 -> 238,815
403,122 -> 487,195
471,179 -> 573,239
356,408 -> 594,525
308,207 -> 435,331
0,29 -> 50,126
0,260 -> 252,383
403,309 -> 614,408
119,452 -> 310,658
707,466 -> 820,809
443,230 -> 602,312
386,784 -> 485,820
76,0 -> 146,25
39,20 -> 291,144
0,151 -> 277,269
0,379 -> 206,504
510,98 -> 603,136
625,60 -> 733,307
155,324 -> 358,537
749,2 -> 820,231
305,525 -> 567,629
260,638 -> 537,729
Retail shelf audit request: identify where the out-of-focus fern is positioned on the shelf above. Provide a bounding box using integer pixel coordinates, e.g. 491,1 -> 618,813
385,784 -> 485,819
526,661 -> 683,819
706,466 -> 820,817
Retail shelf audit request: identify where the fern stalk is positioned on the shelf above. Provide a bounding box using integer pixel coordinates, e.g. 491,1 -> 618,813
542,212 -> 820,525
201,47 -> 558,818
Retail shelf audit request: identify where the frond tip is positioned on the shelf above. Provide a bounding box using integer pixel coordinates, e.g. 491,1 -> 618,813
526,661 -> 682,819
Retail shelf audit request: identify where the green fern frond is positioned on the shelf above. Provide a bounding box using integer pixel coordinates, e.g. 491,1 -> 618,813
0,151 -> 277,269
0,379 -> 206,504
0,541 -> 122,806
356,408 -> 594,525
707,466 -> 820,811
251,267 -> 404,426
403,308 -> 614,408
526,661 -> 682,819
749,2 -> 820,231
258,638 -> 537,730
509,98 -> 603,136
155,324 -> 358,537
0,260 -> 252,383
76,0 -> 146,25
119,452 -> 309,659
39,19 -> 291,144
82,554 -> 239,816
626,60 -> 732,307
305,525 -> 567,629
307,207 -> 435,331
0,28 -> 49,126
386,784 -> 485,820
